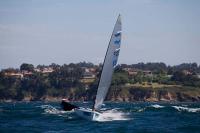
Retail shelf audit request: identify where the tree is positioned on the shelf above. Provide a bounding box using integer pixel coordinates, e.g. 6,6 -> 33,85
171,71 -> 185,82
20,63 -> 34,72
112,72 -> 129,85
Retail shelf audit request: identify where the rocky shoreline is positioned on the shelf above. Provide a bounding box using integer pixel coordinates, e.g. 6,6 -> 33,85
1,86 -> 200,103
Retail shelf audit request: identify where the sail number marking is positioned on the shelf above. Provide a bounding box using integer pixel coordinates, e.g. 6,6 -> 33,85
114,40 -> 120,45
114,49 -> 120,56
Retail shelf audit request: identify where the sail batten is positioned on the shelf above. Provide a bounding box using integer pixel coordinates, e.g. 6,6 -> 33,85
94,15 -> 122,110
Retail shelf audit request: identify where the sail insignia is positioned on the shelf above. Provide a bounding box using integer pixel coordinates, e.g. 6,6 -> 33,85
114,31 -> 121,37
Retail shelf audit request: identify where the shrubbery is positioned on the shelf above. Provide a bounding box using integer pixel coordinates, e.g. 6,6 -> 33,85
0,62 -> 200,100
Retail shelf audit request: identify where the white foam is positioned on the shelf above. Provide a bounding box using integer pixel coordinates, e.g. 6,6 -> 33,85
101,103 -> 105,106
172,106 -> 200,113
38,105 -> 131,121
39,104 -> 73,115
97,109 -> 131,122
137,108 -> 146,112
181,104 -> 188,107
150,104 -> 165,109
100,108 -> 108,111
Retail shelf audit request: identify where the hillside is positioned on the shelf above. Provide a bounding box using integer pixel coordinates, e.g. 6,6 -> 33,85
0,62 -> 200,102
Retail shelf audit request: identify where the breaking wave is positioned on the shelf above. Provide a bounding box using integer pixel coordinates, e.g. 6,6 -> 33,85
38,105 -> 130,121
131,104 -> 200,113
39,105 -> 73,115
37,103 -> 200,123
146,104 -> 200,113
150,104 -> 165,109
137,108 -> 146,112
133,104 -> 165,112
172,106 -> 200,113
97,108 -> 131,122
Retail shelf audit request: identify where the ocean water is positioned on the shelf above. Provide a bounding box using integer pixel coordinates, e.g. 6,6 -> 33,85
0,102 -> 200,133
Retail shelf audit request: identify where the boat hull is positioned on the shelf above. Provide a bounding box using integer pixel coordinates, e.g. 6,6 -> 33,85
74,108 -> 101,121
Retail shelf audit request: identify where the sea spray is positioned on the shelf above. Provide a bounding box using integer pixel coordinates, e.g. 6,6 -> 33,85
97,109 -> 131,122
172,106 -> 200,113
39,105 -> 73,115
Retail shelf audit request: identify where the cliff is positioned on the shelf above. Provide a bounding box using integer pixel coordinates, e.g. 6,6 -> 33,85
105,84 -> 200,102
37,84 -> 200,102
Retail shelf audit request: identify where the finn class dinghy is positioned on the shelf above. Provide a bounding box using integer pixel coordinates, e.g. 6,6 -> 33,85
61,14 -> 122,121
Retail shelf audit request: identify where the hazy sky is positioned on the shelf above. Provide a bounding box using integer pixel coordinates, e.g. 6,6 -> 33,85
0,0 -> 200,69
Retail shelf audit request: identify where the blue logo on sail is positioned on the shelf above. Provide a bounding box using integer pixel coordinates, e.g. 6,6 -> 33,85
113,60 -> 117,67
114,49 -> 120,56
114,40 -> 120,45
114,32 -> 121,37
114,31 -> 121,37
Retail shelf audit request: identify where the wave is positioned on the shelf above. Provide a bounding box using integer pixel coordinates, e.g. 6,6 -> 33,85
145,104 -> 200,113
37,104 -> 200,122
150,104 -> 165,109
101,103 -> 105,106
38,105 -> 131,121
38,105 -> 73,115
100,108 -> 109,111
137,108 -> 146,112
131,104 -> 200,113
133,104 -> 164,112
172,106 -> 200,113
97,109 -> 131,122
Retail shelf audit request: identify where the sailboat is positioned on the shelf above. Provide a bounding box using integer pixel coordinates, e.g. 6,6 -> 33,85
61,14 -> 122,121
74,15 -> 122,121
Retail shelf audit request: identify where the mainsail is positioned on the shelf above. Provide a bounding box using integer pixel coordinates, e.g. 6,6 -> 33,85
94,15 -> 122,110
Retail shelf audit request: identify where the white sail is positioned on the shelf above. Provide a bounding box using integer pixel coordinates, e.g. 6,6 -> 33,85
94,15 -> 122,110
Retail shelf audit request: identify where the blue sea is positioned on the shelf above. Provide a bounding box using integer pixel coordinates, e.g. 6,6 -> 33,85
0,101 -> 200,133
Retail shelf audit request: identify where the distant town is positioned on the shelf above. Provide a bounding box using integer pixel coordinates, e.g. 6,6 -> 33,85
2,62 -> 200,81
0,62 -> 200,102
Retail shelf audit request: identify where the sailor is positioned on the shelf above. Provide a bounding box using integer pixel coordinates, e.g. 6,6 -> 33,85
61,98 -> 78,111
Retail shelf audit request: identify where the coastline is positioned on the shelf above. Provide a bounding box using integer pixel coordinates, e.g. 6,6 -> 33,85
1,86 -> 200,103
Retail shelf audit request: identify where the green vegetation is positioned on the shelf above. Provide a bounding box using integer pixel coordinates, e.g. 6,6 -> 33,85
20,63 -> 34,72
0,62 -> 200,102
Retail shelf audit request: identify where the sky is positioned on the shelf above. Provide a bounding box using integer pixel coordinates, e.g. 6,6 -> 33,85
0,0 -> 200,69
